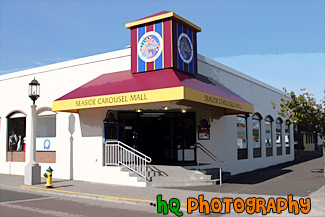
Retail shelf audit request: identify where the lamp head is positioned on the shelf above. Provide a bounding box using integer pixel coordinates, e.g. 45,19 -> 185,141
28,78 -> 40,104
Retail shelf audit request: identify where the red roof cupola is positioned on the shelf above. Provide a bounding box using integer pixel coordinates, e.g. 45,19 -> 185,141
125,11 -> 201,75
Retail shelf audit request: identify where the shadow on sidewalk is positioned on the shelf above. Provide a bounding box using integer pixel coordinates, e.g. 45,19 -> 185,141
311,169 -> 324,174
224,152 -> 323,185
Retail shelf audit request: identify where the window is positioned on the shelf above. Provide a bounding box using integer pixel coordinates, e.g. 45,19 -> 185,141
36,109 -> 56,151
7,112 -> 26,152
252,113 -> 262,158
293,124 -> 299,149
237,115 -> 248,160
37,115 -> 56,138
276,118 -> 283,155
265,116 -> 273,157
285,122 -> 290,154
7,111 -> 27,162
305,132 -> 314,144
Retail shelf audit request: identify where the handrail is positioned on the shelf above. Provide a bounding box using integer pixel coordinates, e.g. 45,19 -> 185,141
105,141 -> 151,181
194,143 -> 226,166
106,140 -> 152,163
194,142 -> 225,186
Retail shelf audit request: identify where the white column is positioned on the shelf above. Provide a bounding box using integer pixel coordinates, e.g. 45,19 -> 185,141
24,104 -> 40,185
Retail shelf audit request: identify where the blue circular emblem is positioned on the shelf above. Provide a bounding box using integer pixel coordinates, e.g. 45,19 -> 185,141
178,33 -> 193,64
43,139 -> 50,150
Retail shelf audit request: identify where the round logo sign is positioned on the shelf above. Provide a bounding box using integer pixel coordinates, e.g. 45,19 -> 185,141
178,33 -> 193,64
43,139 -> 50,150
138,31 -> 163,62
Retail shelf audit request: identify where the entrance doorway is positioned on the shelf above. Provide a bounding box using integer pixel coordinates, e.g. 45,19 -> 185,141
116,112 -> 196,164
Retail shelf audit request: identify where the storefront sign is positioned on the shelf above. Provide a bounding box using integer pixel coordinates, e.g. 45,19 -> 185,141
53,86 -> 254,114
53,87 -> 184,111
36,137 -> 56,151
198,119 -> 210,140
204,95 -> 243,110
76,93 -> 148,107
198,129 -> 210,140
184,87 -> 254,113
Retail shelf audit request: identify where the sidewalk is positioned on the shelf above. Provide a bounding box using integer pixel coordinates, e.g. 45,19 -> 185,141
1,153 -> 324,216
174,152 -> 325,197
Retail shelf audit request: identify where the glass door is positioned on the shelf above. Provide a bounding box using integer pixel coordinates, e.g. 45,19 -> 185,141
175,113 -> 196,163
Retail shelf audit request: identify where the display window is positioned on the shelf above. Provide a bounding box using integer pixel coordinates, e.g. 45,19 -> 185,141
237,115 -> 248,160
252,113 -> 262,158
7,111 -> 26,162
276,118 -> 283,155
285,122 -> 290,154
265,116 -> 273,157
7,112 -> 26,152
36,109 -> 57,152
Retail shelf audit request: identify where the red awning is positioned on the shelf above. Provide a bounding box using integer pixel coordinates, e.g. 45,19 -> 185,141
53,69 -> 253,114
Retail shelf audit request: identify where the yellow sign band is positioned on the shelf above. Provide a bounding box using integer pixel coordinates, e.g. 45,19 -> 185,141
53,86 -> 253,114
184,87 -> 254,113
53,87 -> 184,112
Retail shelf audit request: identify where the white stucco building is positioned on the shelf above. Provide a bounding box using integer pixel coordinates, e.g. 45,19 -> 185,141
0,11 -> 294,187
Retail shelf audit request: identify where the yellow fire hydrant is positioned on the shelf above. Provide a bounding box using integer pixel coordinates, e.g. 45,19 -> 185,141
44,166 -> 53,188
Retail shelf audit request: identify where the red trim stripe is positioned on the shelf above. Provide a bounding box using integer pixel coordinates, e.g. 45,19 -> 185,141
172,20 -> 178,70
146,24 -> 154,72
163,20 -> 172,68
131,28 -> 137,74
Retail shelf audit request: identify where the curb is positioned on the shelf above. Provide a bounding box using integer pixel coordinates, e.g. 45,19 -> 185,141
19,185 -> 187,207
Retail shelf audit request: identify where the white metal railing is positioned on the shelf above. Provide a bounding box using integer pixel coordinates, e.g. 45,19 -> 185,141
105,141 -> 152,181
195,143 -> 226,186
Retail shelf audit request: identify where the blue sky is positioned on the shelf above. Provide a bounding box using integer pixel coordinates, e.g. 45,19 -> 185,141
0,0 -> 324,101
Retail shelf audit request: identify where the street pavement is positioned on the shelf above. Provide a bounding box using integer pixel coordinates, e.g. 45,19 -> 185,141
0,188 -> 175,217
0,152 -> 324,217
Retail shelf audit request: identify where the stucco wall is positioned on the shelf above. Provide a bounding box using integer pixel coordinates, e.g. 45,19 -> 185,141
0,49 -> 131,180
0,48 -> 294,184
195,55 -> 294,175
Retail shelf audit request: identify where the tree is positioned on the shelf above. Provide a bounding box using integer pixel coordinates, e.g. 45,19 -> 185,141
272,89 -> 325,177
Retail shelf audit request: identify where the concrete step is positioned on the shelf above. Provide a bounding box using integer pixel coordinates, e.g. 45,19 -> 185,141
147,179 -> 215,187
118,167 -> 150,184
147,165 -> 205,176
147,165 -> 215,187
200,168 -> 231,180
119,165 -> 221,187
150,174 -> 211,182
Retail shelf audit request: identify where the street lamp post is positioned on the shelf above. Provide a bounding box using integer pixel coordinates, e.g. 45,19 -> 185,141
24,78 -> 41,185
